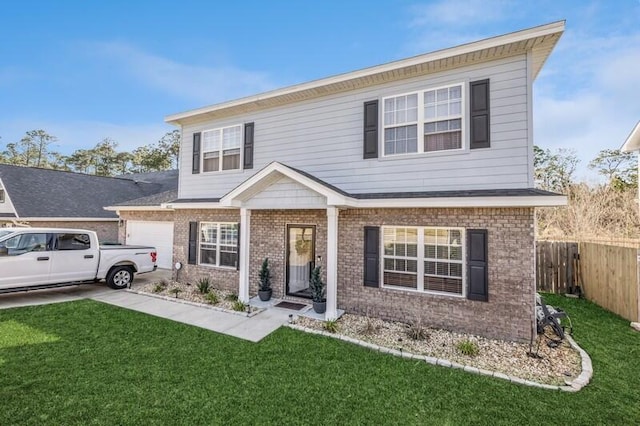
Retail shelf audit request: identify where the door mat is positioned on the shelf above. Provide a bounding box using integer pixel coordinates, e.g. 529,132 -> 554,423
274,301 -> 308,311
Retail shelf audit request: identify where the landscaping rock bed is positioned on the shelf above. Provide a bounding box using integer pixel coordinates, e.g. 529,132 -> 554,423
293,314 -> 581,385
133,279 -> 247,313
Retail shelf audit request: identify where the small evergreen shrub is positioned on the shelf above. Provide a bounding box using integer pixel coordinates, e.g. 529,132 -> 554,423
406,318 -> 429,341
324,320 -> 339,333
232,300 -> 247,312
225,293 -> 238,302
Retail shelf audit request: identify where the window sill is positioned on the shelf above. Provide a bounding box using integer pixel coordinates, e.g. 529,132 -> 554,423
378,147 -> 468,162
196,264 -> 238,271
201,168 -> 244,176
381,284 -> 465,299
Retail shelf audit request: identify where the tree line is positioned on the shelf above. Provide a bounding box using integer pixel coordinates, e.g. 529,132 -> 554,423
534,146 -> 639,240
0,129 -> 180,176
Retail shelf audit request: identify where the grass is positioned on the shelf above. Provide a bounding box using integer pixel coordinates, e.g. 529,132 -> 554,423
0,294 -> 638,424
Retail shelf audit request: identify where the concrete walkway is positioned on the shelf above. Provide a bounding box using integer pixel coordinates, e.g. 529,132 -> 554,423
91,291 -> 291,342
1,269 -> 291,342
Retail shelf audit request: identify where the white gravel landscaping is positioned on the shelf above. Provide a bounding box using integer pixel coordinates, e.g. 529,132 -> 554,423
293,314 -> 582,385
132,279 -> 247,313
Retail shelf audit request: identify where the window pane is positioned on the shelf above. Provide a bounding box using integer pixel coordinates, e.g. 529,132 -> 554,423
450,101 -> 461,115
437,246 -> 448,259
437,88 -> 448,101
450,246 -> 462,260
396,96 -> 406,110
425,261 -> 436,275
220,248 -> 238,267
450,263 -> 462,277
450,230 -> 461,244
395,243 -> 405,256
425,90 -> 435,104
200,248 -> 216,265
424,228 -> 436,244
203,152 -> 219,172
200,223 -> 217,244
384,141 -> 394,155
450,85 -> 461,99
396,259 -> 406,271
425,131 -> 462,152
219,224 -> 238,246
407,259 -> 417,273
407,94 -> 418,108
384,111 -> 394,126
222,148 -> 240,170
436,262 -> 448,275
57,233 -> 89,251
384,257 -> 394,270
396,109 -> 406,124
437,103 -> 448,117
222,126 -> 241,149
425,105 -> 436,119
202,130 -> 220,152
384,272 -> 417,289
425,244 -> 436,259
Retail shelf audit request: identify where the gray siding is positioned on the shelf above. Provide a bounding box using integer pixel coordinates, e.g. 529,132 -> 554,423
179,55 -> 532,199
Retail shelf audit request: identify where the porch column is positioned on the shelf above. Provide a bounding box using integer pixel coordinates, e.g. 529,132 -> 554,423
239,208 -> 251,303
325,206 -> 338,320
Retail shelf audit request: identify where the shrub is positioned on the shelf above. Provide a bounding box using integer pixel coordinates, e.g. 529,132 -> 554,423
225,293 -> 238,302
232,300 -> 247,312
169,288 -> 182,298
456,340 -> 480,356
406,318 -> 429,341
205,292 -> 219,305
258,258 -> 272,291
361,317 -> 380,335
309,266 -> 325,303
324,319 -> 339,333
197,277 -> 211,294
152,282 -> 167,293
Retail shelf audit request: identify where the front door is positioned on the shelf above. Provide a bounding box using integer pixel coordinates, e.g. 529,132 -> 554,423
286,225 -> 315,298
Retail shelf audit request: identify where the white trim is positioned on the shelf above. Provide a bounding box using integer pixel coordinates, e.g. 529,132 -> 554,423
201,124 -> 244,174
325,207 -> 338,321
526,50 -> 535,188
380,225 -> 466,298
198,221 -> 239,268
381,82 -> 466,157
163,194 -> 567,210
621,121 -> 640,152
17,217 -> 120,222
104,206 -> 173,212
165,21 -> 564,125
238,208 -> 251,303
353,195 -> 567,208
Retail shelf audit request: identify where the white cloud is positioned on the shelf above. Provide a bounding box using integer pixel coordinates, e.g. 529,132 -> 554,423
85,42 -> 277,104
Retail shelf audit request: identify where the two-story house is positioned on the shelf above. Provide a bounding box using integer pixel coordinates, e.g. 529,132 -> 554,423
112,21 -> 567,342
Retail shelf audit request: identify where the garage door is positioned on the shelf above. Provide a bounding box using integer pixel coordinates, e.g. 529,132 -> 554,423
126,221 -> 174,269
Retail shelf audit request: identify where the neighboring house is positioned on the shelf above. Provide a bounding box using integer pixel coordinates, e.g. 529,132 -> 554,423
0,165 -> 177,247
113,21 -> 567,342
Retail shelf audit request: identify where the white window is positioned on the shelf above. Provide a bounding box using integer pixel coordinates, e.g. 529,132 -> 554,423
199,222 -> 238,268
202,125 -> 242,172
382,83 -> 464,156
382,226 -> 465,296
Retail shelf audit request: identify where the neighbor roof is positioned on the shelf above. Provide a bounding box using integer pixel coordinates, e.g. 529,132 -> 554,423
0,165 -> 177,219
166,21 -> 564,126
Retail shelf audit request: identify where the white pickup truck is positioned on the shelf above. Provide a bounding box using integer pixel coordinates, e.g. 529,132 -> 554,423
0,227 -> 157,292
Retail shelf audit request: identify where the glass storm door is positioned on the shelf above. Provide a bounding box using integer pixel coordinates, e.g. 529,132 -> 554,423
286,225 -> 316,298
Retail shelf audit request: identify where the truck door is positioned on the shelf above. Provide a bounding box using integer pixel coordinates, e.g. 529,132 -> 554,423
49,232 -> 99,283
0,231 -> 53,288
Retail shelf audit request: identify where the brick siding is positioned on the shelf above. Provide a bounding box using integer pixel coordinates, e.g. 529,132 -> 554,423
170,206 -> 535,342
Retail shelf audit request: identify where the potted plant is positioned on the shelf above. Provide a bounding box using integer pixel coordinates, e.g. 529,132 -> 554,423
258,257 -> 272,301
309,265 -> 326,314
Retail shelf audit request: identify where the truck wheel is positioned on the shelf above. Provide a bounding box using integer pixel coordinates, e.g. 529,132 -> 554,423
106,266 -> 134,289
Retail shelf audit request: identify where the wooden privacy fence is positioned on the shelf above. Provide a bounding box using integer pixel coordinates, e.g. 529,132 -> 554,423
536,240 -> 640,323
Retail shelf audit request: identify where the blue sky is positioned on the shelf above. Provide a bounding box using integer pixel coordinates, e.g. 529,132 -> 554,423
1,0 -> 639,180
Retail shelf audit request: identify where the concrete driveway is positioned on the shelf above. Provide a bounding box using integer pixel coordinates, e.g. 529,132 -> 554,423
0,269 -> 171,310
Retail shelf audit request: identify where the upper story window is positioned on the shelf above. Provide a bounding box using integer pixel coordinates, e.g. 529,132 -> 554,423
0,189 -> 5,203
382,83 -> 464,157
202,125 -> 242,172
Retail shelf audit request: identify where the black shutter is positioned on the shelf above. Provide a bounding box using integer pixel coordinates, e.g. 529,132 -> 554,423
192,132 -> 201,174
243,122 -> 254,169
188,222 -> 198,265
363,226 -> 380,287
467,229 -> 488,301
363,100 -> 379,159
236,223 -> 241,271
470,79 -> 490,149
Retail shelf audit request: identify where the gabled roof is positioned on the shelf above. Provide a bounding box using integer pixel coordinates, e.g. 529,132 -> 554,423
166,21 -> 564,126
0,165 -> 177,219
621,121 -> 640,152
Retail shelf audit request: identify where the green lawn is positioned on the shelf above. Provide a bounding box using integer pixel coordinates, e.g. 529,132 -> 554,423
0,294 -> 638,425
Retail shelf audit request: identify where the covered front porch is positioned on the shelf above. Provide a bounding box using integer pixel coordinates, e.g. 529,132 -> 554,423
219,162 -> 349,321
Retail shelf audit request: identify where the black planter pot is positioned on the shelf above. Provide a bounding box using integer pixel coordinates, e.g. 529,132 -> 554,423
258,289 -> 272,301
313,300 -> 326,314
